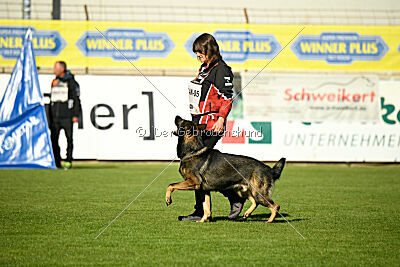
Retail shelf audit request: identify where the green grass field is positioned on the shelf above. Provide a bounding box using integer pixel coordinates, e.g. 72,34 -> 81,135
0,163 -> 399,265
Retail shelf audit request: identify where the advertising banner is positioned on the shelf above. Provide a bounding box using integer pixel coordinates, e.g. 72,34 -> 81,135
220,120 -> 399,162
0,20 -> 399,72
0,73 -> 398,162
241,73 -> 381,122
223,79 -> 400,162
290,32 -> 389,64
29,74 -> 192,160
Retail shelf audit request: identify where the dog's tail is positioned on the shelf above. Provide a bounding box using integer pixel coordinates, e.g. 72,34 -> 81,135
272,158 -> 286,181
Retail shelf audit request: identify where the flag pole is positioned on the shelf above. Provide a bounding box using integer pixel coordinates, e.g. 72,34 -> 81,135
25,28 -> 33,41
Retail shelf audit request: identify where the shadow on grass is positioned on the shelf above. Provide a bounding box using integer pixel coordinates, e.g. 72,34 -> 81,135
212,213 -> 309,223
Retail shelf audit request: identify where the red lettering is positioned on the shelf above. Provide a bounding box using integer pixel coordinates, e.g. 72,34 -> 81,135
284,88 -> 292,101
312,92 -> 327,101
301,88 -> 310,101
362,93 -> 368,102
370,91 -> 376,102
282,88 -> 373,103
341,88 -> 350,102
352,94 -> 360,102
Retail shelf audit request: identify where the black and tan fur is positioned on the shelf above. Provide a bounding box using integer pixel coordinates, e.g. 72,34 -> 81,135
166,116 -> 286,223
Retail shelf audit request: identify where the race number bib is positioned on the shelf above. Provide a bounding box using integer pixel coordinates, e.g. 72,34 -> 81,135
51,81 -> 68,102
188,81 -> 202,115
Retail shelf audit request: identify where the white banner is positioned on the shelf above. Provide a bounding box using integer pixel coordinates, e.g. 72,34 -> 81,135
71,75 -> 192,160
220,120 -> 399,162
1,74 -> 192,160
241,73 -> 381,122
0,74 -> 399,162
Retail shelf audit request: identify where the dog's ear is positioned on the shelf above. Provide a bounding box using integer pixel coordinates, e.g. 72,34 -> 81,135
175,116 -> 183,126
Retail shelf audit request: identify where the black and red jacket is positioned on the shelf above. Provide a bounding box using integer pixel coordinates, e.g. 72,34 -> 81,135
192,59 -> 234,130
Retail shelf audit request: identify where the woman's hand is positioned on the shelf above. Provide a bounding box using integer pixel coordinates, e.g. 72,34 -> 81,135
211,117 -> 225,133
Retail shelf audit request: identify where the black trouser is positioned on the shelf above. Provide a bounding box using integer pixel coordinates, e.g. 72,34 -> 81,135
193,130 -> 244,213
50,118 -> 73,167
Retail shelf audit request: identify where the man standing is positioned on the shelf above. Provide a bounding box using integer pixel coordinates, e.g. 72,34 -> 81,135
49,61 -> 81,169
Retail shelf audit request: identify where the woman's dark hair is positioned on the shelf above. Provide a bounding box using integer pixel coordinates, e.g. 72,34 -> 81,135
192,33 -> 222,63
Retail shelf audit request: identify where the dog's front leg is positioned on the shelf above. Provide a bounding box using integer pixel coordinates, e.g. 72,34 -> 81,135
198,191 -> 211,223
165,187 -> 173,206
166,180 -> 200,206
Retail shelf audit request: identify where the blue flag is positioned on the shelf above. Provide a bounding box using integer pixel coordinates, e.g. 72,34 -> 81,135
0,29 -> 56,169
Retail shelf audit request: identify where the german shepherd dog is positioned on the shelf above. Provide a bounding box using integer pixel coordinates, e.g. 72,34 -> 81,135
166,116 -> 286,223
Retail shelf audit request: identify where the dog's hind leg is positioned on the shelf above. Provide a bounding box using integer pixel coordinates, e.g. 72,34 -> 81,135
256,183 -> 280,223
198,192 -> 211,223
243,195 -> 258,219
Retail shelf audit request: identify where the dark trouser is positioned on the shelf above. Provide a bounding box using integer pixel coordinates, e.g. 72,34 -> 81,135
50,118 -> 73,167
193,130 -> 244,214
194,189 -> 244,213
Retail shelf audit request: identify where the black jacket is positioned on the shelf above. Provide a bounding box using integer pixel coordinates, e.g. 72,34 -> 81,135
49,70 -> 81,121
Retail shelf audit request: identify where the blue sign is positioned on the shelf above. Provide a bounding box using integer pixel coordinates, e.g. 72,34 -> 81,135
291,32 -> 389,64
76,28 -> 174,60
0,30 -> 56,169
0,26 -> 66,59
185,30 -> 282,62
